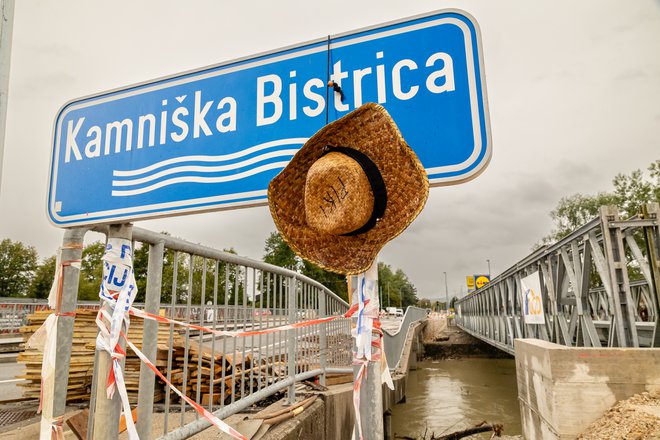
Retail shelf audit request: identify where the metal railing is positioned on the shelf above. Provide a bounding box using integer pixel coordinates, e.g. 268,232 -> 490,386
383,306 -> 428,371
0,298 -> 99,334
41,225 -> 352,440
455,203 -> 660,354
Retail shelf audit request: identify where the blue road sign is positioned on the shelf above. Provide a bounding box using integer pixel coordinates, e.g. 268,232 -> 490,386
48,9 -> 491,227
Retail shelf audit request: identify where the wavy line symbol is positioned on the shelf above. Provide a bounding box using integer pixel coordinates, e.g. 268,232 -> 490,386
111,138 -> 307,197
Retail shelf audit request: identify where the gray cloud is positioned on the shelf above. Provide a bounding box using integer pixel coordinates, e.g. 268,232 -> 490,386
1,0 -> 659,301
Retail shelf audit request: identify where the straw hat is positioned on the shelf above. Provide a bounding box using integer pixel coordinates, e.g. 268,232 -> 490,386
267,103 -> 429,274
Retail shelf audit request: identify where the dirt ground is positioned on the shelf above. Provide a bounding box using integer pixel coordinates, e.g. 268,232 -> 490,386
422,318 -> 511,359
422,316 -> 448,343
578,391 -> 660,440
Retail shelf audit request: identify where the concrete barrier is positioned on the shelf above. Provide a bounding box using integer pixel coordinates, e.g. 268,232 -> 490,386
259,320 -> 426,440
515,339 -> 660,439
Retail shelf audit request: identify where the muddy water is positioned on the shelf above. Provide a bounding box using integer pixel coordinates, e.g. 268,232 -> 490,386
391,359 -> 521,438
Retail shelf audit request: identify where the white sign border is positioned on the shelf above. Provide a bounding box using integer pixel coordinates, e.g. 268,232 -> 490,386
47,9 -> 491,226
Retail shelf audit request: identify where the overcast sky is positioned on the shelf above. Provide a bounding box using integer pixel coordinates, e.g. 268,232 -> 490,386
0,0 -> 659,299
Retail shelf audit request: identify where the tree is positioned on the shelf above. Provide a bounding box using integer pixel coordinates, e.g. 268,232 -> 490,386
263,232 -> 300,271
301,259 -> 348,302
78,241 -> 105,300
543,160 -> 660,243
261,232 -> 348,303
29,255 -> 57,299
0,238 -> 38,297
377,262 -> 418,308
543,192 -> 619,243
418,298 -> 432,308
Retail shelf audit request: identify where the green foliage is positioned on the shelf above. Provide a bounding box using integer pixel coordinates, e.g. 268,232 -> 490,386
301,260 -> 348,302
263,232 -> 300,270
377,262 -> 418,308
261,232 -> 350,303
133,239 -> 242,306
544,160 -> 660,243
0,238 -> 38,297
417,298 -> 432,308
155,248 -> 187,305
78,241 -> 105,300
29,255 -> 57,299
133,242 -> 149,303
189,249 -> 245,306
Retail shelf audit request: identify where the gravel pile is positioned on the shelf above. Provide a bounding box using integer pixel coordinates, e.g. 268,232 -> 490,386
578,391 -> 660,440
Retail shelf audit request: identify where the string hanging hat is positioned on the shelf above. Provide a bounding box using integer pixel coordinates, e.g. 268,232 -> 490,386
268,103 -> 429,274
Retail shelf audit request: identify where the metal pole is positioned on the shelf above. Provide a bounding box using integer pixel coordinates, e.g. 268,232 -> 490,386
444,271 -> 449,312
487,259 -> 491,278
379,286 -> 383,312
641,203 -> 660,347
286,275 -> 296,405
40,228 -> 86,435
136,241 -> 164,439
352,263 -> 383,440
0,0 -> 15,195
384,409 -> 393,440
318,289 -> 327,387
93,224 -> 133,440
353,360 -> 384,439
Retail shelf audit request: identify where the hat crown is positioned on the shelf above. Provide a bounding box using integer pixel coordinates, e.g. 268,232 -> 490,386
304,152 -> 374,236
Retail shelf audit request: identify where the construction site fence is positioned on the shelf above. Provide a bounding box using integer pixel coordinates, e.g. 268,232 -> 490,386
455,203 -> 660,353
43,224 -> 353,440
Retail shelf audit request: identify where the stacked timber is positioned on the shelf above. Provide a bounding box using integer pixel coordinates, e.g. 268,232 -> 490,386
168,342 -> 285,406
17,308 -> 185,404
120,318 -> 185,404
17,309 -> 97,402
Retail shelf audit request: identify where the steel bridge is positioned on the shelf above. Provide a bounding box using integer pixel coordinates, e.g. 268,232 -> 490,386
455,203 -> 660,355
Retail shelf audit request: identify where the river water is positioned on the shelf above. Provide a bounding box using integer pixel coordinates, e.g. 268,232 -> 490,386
391,358 -> 521,439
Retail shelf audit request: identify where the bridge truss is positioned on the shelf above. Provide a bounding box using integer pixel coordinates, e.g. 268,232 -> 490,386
455,203 -> 660,354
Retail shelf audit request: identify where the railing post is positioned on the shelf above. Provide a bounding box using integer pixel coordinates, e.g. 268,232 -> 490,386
40,227 -> 86,436
11,302 -> 17,334
286,275 -> 296,405
600,206 -> 638,347
136,241 -> 164,439
642,203 -> 660,347
318,288 -> 327,387
93,224 -> 133,440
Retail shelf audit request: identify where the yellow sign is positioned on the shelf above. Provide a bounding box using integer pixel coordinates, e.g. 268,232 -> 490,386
475,275 -> 490,289
466,276 -> 475,292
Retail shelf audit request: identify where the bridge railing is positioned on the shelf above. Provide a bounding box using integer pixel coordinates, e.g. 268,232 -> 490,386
383,306 -> 428,371
0,298 -> 100,335
455,203 -> 660,353
41,225 -> 352,440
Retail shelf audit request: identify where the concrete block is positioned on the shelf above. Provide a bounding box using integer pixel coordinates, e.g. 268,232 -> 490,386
514,338 -> 660,439
259,399 -> 326,440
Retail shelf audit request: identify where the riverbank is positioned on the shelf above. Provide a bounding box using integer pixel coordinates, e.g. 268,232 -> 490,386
422,319 -> 512,360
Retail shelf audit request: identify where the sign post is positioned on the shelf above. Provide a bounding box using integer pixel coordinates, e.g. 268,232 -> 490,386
47,9 -> 491,227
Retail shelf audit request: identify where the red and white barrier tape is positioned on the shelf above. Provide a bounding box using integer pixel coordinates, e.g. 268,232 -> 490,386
128,299 -> 364,338
35,237 -> 370,440
121,329 -> 249,440
94,238 -> 141,438
95,237 -> 365,440
350,265 -> 393,440
27,243 -> 82,440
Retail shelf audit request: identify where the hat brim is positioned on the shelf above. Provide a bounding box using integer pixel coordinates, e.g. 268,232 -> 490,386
267,103 -> 429,275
